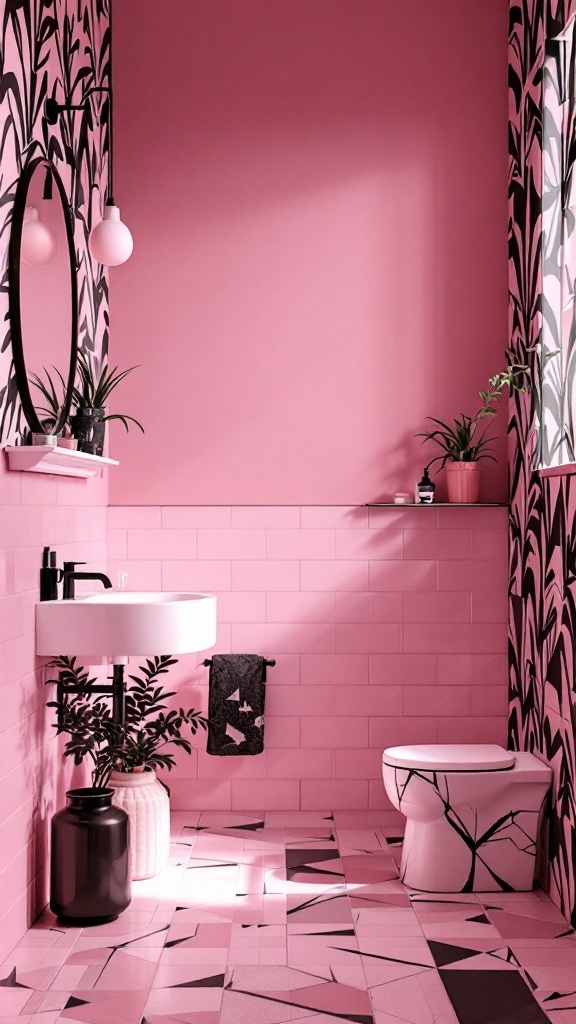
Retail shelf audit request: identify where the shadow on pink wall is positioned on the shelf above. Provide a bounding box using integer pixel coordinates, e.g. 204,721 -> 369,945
111,0 -> 510,506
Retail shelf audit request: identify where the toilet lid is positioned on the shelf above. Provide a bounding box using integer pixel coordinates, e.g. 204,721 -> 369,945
382,744 -> 515,772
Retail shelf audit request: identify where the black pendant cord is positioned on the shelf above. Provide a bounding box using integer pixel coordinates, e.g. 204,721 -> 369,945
106,0 -> 115,205
43,0 -> 115,203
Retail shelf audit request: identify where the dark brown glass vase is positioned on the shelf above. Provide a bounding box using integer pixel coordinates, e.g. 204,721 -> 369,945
50,788 -> 131,925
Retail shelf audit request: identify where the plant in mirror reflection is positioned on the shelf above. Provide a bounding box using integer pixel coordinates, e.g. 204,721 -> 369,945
46,655 -> 208,789
29,366 -> 69,434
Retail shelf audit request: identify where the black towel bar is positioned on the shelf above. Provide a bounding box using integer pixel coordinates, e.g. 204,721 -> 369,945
203,657 -> 276,668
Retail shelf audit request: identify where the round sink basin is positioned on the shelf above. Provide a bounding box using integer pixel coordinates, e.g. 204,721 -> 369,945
36,591 -> 217,658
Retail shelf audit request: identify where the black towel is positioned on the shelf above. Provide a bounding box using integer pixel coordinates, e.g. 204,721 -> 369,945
206,654 -> 267,755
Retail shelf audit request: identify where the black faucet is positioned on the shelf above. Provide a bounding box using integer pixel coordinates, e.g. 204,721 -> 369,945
62,561 -> 113,600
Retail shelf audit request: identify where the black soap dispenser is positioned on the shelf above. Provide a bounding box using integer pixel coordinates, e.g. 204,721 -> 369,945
417,468 -> 435,504
39,547 -> 59,601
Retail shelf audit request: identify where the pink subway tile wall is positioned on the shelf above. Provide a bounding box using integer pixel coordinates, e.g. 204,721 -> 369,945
0,461 -> 108,960
109,504 -> 509,813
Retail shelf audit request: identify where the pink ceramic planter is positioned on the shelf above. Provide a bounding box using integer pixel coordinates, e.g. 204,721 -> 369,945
446,462 -> 481,502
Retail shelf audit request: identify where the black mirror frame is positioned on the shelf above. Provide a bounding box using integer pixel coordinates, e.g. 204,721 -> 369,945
8,156 -> 78,437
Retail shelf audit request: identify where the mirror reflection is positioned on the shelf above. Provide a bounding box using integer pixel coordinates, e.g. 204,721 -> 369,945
20,165 -> 73,430
8,155 -> 78,438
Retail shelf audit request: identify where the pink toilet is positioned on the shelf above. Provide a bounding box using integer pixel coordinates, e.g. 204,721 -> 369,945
382,744 -> 552,892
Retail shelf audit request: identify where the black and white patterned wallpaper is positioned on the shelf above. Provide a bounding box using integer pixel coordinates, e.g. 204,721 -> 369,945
0,0 -> 110,440
508,0 -> 576,927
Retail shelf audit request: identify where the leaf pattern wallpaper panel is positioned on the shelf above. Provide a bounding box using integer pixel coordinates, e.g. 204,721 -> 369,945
0,0 -> 110,441
509,0 -> 576,928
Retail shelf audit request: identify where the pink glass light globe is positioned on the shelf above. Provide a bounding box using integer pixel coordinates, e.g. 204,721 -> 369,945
89,203 -> 133,266
21,207 -> 57,266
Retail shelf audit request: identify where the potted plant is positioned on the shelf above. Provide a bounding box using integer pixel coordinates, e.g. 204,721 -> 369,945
29,367 -> 77,448
416,365 -> 530,503
47,655 -> 208,880
70,350 -> 144,455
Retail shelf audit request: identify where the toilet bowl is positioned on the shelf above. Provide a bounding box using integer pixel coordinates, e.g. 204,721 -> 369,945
382,744 -> 552,893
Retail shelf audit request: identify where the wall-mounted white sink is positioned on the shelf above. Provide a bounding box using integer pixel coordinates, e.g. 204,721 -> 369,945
36,591 -> 217,658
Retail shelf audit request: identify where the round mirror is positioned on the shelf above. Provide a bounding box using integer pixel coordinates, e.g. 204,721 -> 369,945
8,157 -> 78,436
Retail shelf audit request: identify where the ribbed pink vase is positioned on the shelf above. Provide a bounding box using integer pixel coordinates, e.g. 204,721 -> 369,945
446,462 -> 480,503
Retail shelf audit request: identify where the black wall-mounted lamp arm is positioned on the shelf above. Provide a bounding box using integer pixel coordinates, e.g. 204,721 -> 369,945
44,88 -> 110,126
43,82 -> 115,204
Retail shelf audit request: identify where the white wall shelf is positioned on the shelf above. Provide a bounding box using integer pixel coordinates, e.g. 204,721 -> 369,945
3,445 -> 119,478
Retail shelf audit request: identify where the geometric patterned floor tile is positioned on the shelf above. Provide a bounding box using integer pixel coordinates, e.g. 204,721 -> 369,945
12,811 -> 576,1024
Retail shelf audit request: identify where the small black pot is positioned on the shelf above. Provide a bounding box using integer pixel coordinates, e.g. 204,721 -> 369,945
71,407 -> 106,456
50,787 -> 131,925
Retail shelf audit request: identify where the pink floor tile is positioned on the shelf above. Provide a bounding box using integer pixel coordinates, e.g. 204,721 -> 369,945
0,991 -> 32,1015
59,988 -> 149,1024
90,950 -> 158,990
479,888 -> 551,903
419,919 -> 501,940
485,900 -> 572,923
164,923 -> 233,950
370,972 -> 449,1024
49,966 -> 91,991
529,968 -> 576,997
35,992 -> 74,1013
410,896 -> 479,913
219,989 -> 302,1023
513,944 -> 576,966
341,854 -> 398,885
289,978 -> 372,1018
350,892 -> 412,910
266,813 -> 334,828
335,829 -> 388,852
144,1014 -> 220,1024
0,950 -> 75,976
144,988 -> 223,1015
152,964 -> 227,988
159,946 -> 228,967
488,908 -> 574,940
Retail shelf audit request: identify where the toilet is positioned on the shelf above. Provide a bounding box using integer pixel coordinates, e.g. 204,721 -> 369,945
382,744 -> 552,893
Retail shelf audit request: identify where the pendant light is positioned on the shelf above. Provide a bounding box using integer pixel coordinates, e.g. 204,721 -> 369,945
88,0 -> 132,266
21,206 -> 57,266
21,170 -> 58,266
44,0 -> 133,267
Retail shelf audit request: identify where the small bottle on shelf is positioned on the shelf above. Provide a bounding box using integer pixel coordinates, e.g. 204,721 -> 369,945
416,468 -> 435,504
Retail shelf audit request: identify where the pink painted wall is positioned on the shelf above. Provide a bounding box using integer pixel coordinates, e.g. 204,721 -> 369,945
108,504 -> 509,813
110,0 -> 509,506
